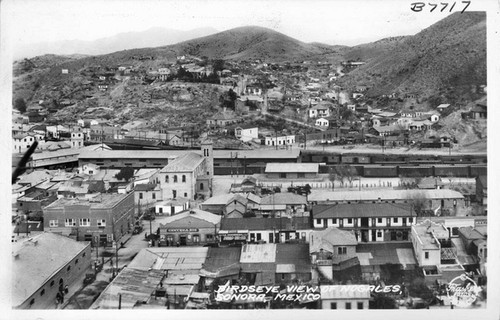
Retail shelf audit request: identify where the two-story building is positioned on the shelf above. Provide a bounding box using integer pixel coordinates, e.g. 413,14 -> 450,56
310,227 -> 359,281
43,192 -> 135,247
312,203 -> 416,242
159,140 -> 213,200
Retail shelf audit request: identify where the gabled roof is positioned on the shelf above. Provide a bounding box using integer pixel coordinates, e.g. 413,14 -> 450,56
202,193 -> 248,206
160,152 -> 204,173
158,209 -> 221,226
310,228 -> 357,253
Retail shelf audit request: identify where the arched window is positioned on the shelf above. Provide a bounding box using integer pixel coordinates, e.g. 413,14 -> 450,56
173,175 -> 178,183
165,175 -> 169,183
182,175 -> 186,183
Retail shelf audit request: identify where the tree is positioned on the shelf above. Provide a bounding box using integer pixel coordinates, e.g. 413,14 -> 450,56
14,98 -> 27,114
115,166 -> 135,182
212,59 -> 225,73
407,191 -> 429,217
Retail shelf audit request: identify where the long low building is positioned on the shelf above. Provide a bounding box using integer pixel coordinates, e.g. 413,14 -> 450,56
265,163 -> 319,179
309,189 -> 465,215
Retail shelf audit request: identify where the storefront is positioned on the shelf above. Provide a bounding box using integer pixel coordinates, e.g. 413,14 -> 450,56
158,209 -> 220,246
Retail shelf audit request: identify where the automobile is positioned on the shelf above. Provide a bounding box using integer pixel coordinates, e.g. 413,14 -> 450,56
83,273 -> 96,285
142,213 -> 155,221
133,225 -> 144,234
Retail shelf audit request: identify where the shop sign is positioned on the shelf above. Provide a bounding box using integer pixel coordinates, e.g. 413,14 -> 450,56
167,228 -> 199,232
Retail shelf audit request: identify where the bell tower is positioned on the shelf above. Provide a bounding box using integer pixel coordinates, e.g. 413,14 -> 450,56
201,139 -> 213,177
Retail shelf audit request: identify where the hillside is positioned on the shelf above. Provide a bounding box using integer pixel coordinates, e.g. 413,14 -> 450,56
169,26 -> 346,62
14,27 -> 219,60
339,12 -> 486,104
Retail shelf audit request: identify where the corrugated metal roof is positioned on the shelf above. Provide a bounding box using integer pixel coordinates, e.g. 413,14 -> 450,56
127,247 -> 209,271
240,244 -> 276,263
158,209 -> 221,228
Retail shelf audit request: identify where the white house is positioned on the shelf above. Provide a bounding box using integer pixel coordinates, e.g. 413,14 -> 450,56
155,197 -> 190,216
264,135 -> 295,147
235,125 -> 258,142
320,285 -> 371,310
315,118 -> 329,127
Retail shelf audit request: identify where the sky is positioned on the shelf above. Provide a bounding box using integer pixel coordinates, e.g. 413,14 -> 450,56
4,0 -> 474,47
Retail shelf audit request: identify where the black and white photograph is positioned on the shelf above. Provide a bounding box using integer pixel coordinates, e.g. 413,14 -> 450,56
1,0 -> 498,319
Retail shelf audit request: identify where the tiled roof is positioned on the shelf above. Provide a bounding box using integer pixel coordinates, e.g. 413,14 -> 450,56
313,203 -> 414,218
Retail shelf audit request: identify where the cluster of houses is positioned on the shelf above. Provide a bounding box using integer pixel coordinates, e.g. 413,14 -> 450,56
12,139 -> 487,309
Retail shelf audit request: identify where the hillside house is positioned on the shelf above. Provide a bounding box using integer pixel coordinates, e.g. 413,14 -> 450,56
315,118 -> 329,127
234,125 -> 258,142
264,134 -> 296,147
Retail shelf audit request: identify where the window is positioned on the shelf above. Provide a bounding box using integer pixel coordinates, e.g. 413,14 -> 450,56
97,219 -> 106,227
193,235 -> 200,243
377,218 -> 383,224
200,183 -> 204,190
347,218 -> 353,224
79,218 -> 90,227
152,193 -> 156,200
65,219 -> 76,227
316,219 -> 321,225
30,299 -> 35,306
281,273 -> 286,280
182,175 -> 186,182
377,231 -> 382,238
75,259 -> 79,265
345,302 -> 351,309
256,233 -> 262,241
159,207 -> 163,214
50,280 -> 55,287
408,218 -> 413,223
82,252 -> 86,257
357,302 -> 363,309
139,193 -> 143,199
49,220 -> 58,227
67,265 -> 71,272
425,252 -> 429,259
330,302 -> 337,309
393,217 -> 398,223
206,234 -> 214,241
337,247 -> 347,255
165,175 -> 169,183
173,175 -> 178,183
184,193 -> 187,197
40,289 -> 45,296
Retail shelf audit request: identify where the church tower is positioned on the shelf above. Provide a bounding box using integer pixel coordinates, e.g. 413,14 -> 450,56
201,139 -> 214,177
